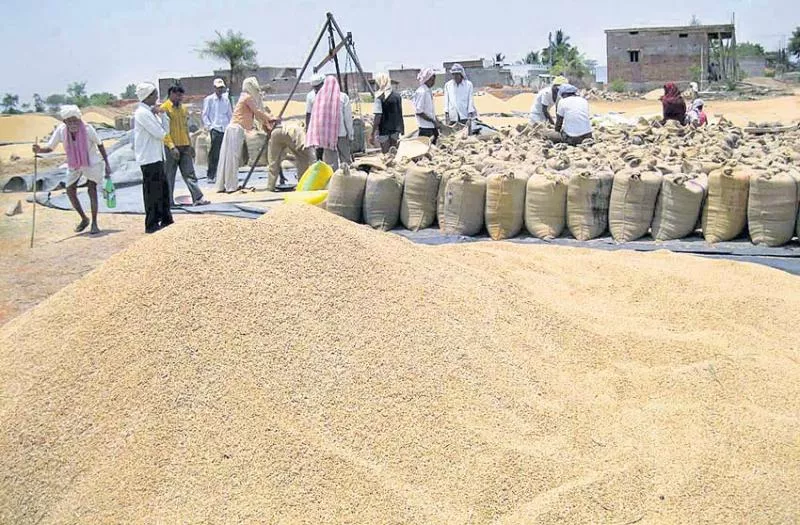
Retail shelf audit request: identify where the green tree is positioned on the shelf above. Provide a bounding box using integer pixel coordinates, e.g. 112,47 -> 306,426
494,52 -> 506,66
541,29 -> 573,64
88,92 -> 118,106
21,103 -> 31,112
789,26 -> 800,60
199,30 -> 258,91
33,93 -> 45,112
45,93 -> 66,112
524,51 -> 540,65
67,81 -> 89,107
1,93 -> 20,114
737,42 -> 765,57
121,84 -> 137,99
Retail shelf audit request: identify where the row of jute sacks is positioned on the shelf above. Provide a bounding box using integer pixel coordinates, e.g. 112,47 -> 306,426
289,161 -> 800,247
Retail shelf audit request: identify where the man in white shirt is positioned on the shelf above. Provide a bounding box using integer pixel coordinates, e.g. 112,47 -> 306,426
554,84 -> 593,146
443,64 -> 477,128
413,68 -> 442,144
133,83 -> 172,233
201,78 -> 232,183
530,75 -> 567,125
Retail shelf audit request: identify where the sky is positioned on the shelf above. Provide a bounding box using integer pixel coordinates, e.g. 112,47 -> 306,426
2,0 -> 796,102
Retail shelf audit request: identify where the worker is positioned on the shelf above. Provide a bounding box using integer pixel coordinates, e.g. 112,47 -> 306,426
661,82 -> 687,125
554,84 -> 593,146
371,72 -> 404,153
161,85 -> 209,206
413,68 -> 442,144
305,75 -> 353,171
443,63 -> 477,129
683,81 -> 699,102
216,77 -> 278,193
686,98 -> 708,127
201,78 -> 232,184
305,73 -> 325,161
267,124 -> 312,190
132,83 -> 173,233
32,105 -> 111,234
530,76 -> 567,125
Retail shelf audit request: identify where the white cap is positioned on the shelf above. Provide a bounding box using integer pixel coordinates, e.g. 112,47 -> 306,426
213,78 -> 226,88
311,73 -> 325,87
136,82 -> 157,102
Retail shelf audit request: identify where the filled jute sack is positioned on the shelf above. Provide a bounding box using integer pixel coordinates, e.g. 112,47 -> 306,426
401,166 -> 440,231
702,166 -> 750,243
747,170 -> 798,247
567,168 -> 614,241
437,169 -> 459,225
651,174 -> 708,241
327,166 -> 368,222
609,169 -> 663,242
363,171 -> 403,231
485,172 -> 527,240
192,131 -> 209,166
244,130 -> 269,167
440,174 -> 487,236
525,172 -> 568,240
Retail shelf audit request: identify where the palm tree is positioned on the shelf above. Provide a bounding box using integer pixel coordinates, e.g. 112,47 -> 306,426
524,51 -> 540,65
554,29 -> 570,48
199,30 -> 258,93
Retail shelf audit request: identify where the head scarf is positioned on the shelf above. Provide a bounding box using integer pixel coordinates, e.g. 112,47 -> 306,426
690,82 -> 699,91
558,84 -> 578,97
417,68 -> 434,85
59,105 -> 90,170
311,73 -> 325,87
242,76 -> 264,110
136,82 -> 156,102
692,98 -> 704,110
306,75 -> 342,151
662,82 -> 682,104
553,75 -> 568,86
374,72 -> 392,99
450,63 -> 466,77
60,105 -> 82,121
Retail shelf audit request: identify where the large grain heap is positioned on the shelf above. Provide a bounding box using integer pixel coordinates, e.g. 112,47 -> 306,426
1,205 -> 799,523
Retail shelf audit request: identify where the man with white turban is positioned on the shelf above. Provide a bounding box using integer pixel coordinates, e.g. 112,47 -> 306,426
371,72 -> 404,152
413,68 -> 442,144
33,105 -> 111,234
443,64 -> 476,128
132,83 -> 173,233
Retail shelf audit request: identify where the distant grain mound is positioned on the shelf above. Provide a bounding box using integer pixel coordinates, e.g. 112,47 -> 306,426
1,204 -> 798,524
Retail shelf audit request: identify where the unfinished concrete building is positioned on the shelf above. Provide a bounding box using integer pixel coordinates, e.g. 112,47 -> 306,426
606,24 -> 737,91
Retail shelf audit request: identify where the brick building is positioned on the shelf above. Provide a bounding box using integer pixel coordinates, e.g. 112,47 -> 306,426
606,24 -> 736,91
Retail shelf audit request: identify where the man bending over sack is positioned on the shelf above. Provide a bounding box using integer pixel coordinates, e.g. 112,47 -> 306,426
267,123 -> 312,190
553,84 -> 593,146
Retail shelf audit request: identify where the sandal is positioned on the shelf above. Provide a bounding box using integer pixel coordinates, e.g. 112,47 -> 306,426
90,223 -> 100,235
74,217 -> 90,232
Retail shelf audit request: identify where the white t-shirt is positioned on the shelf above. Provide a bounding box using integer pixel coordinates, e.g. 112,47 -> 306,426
556,96 -> 592,137
413,85 -> 436,129
305,90 -> 316,115
47,123 -> 103,169
530,86 -> 555,122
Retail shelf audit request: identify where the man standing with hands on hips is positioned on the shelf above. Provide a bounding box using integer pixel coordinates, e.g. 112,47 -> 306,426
202,78 -> 232,184
161,85 -> 209,206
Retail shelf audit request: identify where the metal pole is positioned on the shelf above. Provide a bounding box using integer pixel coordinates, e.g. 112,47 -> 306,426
239,19 -> 331,190
30,138 -> 37,248
327,22 -> 345,92
327,13 -> 374,96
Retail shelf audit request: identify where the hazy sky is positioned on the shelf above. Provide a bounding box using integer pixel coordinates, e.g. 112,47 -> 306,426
2,0 -> 795,100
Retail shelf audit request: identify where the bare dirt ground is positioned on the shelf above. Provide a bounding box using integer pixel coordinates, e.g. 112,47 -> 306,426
0,193 -> 219,325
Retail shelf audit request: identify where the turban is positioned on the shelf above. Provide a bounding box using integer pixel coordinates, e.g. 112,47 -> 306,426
558,84 -> 578,97
374,72 -> 392,99
450,63 -> 466,77
417,68 -> 434,85
692,98 -> 704,110
552,76 -> 568,86
59,104 -> 82,121
311,73 -> 325,87
136,82 -> 156,102
213,78 -> 226,88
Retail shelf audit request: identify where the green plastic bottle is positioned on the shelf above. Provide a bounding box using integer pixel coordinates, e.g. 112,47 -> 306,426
103,177 -> 117,209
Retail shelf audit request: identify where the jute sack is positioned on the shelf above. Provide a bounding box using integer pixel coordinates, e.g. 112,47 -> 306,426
747,170 -> 798,247
525,172 -> 568,240
193,132 -> 209,166
567,168 -> 614,241
485,172 -> 527,240
441,174 -> 487,236
244,130 -> 269,167
702,166 -> 750,243
363,171 -> 403,231
437,169 -> 459,225
609,169 -> 663,242
327,166 -> 368,222
400,166 -> 440,231
651,174 -> 708,241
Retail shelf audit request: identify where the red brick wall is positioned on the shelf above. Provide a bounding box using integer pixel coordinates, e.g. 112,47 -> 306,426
607,31 -> 705,90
